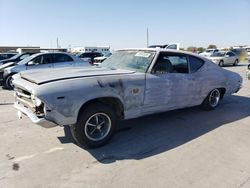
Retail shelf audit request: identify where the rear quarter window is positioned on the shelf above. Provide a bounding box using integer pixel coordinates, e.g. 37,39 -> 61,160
188,55 -> 204,73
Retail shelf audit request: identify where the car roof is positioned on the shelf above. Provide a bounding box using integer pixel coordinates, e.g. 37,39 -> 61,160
118,48 -> 206,60
79,52 -> 102,54
32,52 -> 72,56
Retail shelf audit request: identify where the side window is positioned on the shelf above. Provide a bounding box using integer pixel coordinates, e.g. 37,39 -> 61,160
80,53 -> 89,58
53,54 -> 73,63
31,56 -> 42,65
188,56 -> 204,73
166,44 -> 177,50
94,53 -> 102,58
226,52 -> 234,57
42,54 -> 53,64
152,53 -> 189,74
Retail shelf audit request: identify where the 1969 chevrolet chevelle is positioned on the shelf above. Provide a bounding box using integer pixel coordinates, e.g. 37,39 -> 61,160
13,49 -> 242,148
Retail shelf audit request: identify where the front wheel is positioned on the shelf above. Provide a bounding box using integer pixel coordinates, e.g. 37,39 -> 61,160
3,74 -> 14,90
218,60 -> 224,67
201,89 -> 221,111
71,102 -> 117,148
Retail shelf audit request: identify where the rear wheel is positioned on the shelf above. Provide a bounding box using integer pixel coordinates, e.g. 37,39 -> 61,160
201,89 -> 221,111
233,59 -> 239,66
71,102 -> 117,148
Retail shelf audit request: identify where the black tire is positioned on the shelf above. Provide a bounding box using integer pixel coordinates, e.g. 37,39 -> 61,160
218,60 -> 224,67
233,59 -> 239,66
3,74 -> 14,90
248,64 -> 250,70
201,89 -> 221,111
71,102 -> 117,148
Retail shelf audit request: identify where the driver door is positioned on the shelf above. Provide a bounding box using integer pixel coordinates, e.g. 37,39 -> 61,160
143,52 -> 201,114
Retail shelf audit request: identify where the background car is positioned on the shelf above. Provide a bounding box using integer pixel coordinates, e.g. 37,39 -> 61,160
0,53 -> 17,61
77,52 -> 103,64
209,51 -> 239,67
148,43 -> 180,50
246,48 -> 250,62
247,64 -> 250,80
0,52 -> 36,65
1,52 -> 90,89
199,49 -> 219,57
93,52 -> 112,64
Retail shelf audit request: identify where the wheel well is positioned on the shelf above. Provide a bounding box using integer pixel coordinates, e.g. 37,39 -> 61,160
218,88 -> 226,99
3,72 -> 16,80
79,97 -> 124,120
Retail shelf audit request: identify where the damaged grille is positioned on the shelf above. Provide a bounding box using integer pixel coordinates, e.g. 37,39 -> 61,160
14,87 -> 45,117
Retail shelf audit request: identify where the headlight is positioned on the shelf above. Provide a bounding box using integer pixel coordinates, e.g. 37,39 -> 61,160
34,97 -> 42,106
31,94 -> 42,106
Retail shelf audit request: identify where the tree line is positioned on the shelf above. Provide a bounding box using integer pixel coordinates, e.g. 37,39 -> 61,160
180,44 -> 219,53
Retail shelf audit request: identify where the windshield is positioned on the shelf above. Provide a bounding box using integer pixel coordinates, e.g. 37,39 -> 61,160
211,52 -> 225,57
7,53 -> 21,60
17,54 -> 36,65
101,50 -> 156,73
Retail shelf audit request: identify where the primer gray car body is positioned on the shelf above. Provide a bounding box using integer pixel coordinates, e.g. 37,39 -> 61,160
13,48 -> 242,128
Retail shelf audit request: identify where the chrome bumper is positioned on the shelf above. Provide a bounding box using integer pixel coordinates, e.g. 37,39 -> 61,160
14,102 -> 57,128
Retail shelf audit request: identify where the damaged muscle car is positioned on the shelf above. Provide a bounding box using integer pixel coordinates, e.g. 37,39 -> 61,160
13,49 -> 242,148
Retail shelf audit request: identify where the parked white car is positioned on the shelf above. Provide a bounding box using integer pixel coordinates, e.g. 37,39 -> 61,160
247,49 -> 250,62
199,49 -> 219,57
1,52 -> 90,89
209,51 -> 239,67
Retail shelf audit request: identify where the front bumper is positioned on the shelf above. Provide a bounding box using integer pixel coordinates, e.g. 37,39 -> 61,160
14,102 -> 57,128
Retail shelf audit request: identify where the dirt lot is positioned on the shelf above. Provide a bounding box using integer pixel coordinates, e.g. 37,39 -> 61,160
0,62 -> 250,188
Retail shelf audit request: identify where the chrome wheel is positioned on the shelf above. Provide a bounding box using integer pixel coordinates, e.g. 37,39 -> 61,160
208,89 -> 220,107
84,113 -> 111,141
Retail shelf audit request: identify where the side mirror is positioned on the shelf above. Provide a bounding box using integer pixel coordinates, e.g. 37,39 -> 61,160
27,61 -> 35,66
225,55 -> 230,58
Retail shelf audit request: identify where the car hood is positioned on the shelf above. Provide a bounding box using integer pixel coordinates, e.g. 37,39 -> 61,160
0,62 -> 16,71
19,66 -> 135,85
0,58 -> 15,65
199,52 -> 210,56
